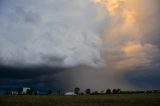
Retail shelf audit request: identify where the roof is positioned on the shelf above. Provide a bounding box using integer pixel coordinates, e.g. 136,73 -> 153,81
64,92 -> 76,96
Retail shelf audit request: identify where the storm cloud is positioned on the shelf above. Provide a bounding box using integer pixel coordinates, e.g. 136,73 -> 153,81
0,0 -> 160,91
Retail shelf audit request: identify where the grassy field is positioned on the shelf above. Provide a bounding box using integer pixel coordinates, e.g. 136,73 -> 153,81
0,93 -> 160,106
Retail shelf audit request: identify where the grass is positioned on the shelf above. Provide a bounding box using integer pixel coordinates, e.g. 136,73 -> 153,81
0,93 -> 160,106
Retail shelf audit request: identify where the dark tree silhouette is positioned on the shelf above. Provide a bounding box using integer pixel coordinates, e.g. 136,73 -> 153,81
17,88 -> 22,95
106,88 -> 111,94
74,87 -> 80,95
112,88 -> 121,94
47,90 -> 52,95
85,89 -> 91,95
112,89 -> 117,94
117,88 -> 121,93
26,89 -> 33,95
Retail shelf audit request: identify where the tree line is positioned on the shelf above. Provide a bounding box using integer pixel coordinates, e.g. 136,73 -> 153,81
3,87 -> 160,96
74,87 -> 160,95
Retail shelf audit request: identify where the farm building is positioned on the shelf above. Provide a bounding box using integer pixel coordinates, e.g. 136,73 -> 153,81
22,87 -> 31,94
64,92 -> 76,96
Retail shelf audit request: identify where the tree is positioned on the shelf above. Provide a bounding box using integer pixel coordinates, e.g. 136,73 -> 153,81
74,87 -> 80,95
26,89 -> 33,95
47,90 -> 52,95
117,88 -> 121,94
112,89 -> 117,94
112,88 -> 121,94
17,88 -> 22,95
85,89 -> 91,95
106,88 -> 111,94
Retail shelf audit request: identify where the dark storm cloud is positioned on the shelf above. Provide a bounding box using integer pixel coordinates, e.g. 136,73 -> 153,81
0,65 -> 65,80
0,65 -> 68,91
125,67 -> 160,89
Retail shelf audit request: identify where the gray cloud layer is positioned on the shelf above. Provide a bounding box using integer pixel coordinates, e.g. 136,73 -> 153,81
0,0 -> 107,67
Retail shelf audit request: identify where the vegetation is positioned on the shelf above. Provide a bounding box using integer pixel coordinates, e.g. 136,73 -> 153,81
85,89 -> 91,95
26,89 -> 34,95
74,87 -> 80,95
0,93 -> 160,106
47,90 -> 52,95
106,88 -> 111,94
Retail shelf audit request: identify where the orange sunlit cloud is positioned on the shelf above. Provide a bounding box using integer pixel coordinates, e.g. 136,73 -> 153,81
93,0 -> 159,71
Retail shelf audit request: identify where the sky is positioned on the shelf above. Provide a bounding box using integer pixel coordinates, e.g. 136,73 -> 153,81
0,0 -> 160,92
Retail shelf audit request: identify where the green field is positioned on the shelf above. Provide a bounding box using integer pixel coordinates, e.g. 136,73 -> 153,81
0,93 -> 160,106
